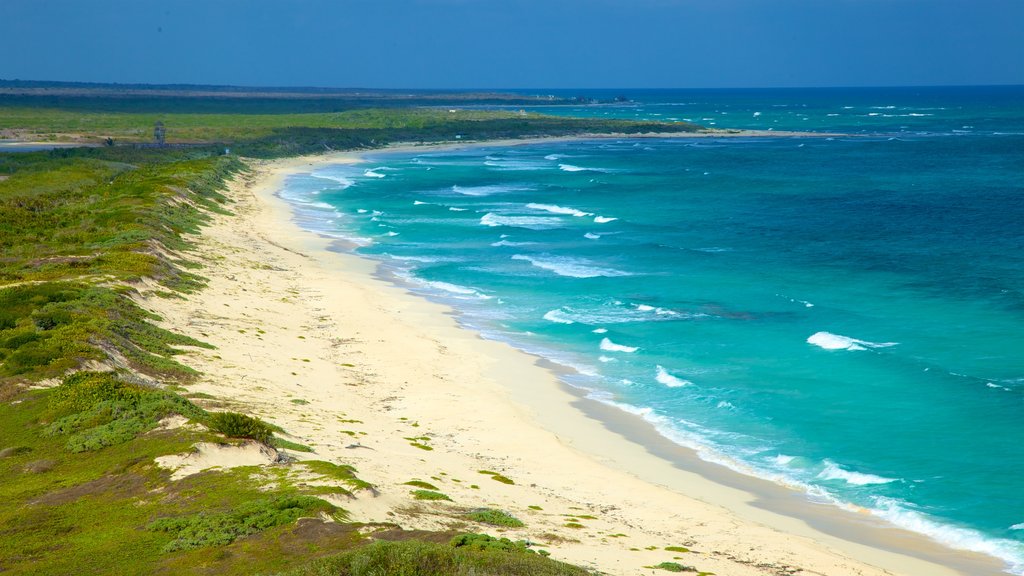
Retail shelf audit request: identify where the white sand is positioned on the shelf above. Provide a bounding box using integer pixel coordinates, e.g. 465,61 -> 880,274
140,149 -> 1002,576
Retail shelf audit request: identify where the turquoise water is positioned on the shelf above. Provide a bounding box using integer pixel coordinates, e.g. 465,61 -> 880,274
280,87 -> 1024,573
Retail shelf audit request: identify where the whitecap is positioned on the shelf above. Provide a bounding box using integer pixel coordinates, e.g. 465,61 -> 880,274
594,216 -> 618,224
584,232 -> 601,240
817,460 -> 897,485
655,365 -> 691,387
452,184 -> 532,196
772,454 -> 796,466
598,355 -> 616,363
511,254 -> 631,278
309,172 -> 355,188
807,331 -> 897,351
526,203 -> 592,217
544,153 -> 564,160
413,200 -> 430,205
542,309 -> 575,324
480,213 -> 563,229
449,207 -> 467,212
559,163 -> 609,173
600,338 -> 638,353
364,168 -> 386,178
490,239 -> 536,247
592,328 -> 608,334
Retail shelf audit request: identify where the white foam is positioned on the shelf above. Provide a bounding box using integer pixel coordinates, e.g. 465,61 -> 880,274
655,365 -> 691,387
490,239 -> 535,247
511,254 -> 631,278
598,355 -> 616,363
483,158 -> 551,170
400,276 -> 492,300
594,216 -> 618,224
413,200 -> 430,205
870,497 -> 1024,575
364,168 -> 386,178
309,172 -> 355,188
480,213 -> 563,229
817,460 -> 897,485
526,203 -> 592,217
559,163 -> 610,173
384,231 -> 399,237
1010,523 -> 1024,531
592,328 -> 608,334
773,454 -> 796,466
807,331 -> 897,351
451,184 -> 531,196
542,309 -> 575,324
356,208 -> 368,214
449,207 -> 467,212
544,153 -> 564,160
584,232 -> 601,240
600,337 -> 638,353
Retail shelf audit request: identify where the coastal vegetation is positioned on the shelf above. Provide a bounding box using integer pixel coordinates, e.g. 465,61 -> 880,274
0,85 -> 710,575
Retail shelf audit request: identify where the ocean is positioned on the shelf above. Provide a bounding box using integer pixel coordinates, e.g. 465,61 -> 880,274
278,86 -> 1024,573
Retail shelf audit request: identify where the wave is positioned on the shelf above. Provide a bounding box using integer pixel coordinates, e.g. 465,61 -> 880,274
870,497 -> 1024,575
364,168 -> 386,178
592,328 -> 608,334
309,172 -> 355,188
817,460 -> 897,485
542,309 -> 575,324
655,365 -> 691,387
490,239 -> 536,247
559,163 -> 608,173
451,184 -> 532,196
807,331 -> 897,351
395,272 -> 492,300
449,207 -> 468,212
526,203 -> 593,217
484,159 -> 551,171
594,216 -> 618,224
480,213 -> 563,229
584,232 -> 601,240
544,154 -> 564,160
600,337 -> 638,353
510,254 -> 631,278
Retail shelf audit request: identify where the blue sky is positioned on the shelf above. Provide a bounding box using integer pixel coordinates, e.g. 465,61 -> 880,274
2,0 -> 1022,89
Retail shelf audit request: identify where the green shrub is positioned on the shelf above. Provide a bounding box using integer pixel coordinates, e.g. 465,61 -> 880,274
44,371 -> 202,452
410,489 -> 451,501
648,562 -> 698,572
280,539 -> 590,576
206,411 -> 274,444
148,495 -> 332,552
465,509 -> 524,528
449,533 -> 532,554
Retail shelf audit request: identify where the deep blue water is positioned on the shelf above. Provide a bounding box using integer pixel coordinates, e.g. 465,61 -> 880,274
280,87 -> 1024,573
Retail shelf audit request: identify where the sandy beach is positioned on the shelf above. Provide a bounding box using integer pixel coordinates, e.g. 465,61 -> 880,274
140,145 -> 1006,576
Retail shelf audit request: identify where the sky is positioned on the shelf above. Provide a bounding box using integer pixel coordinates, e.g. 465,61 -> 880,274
2,0 -> 1022,89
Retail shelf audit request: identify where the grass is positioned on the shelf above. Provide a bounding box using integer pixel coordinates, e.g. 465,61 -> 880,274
403,480 -> 439,490
665,546 -> 690,553
465,509 -> 525,528
276,538 -> 591,576
148,495 -> 337,552
410,489 -> 451,501
646,561 -> 699,573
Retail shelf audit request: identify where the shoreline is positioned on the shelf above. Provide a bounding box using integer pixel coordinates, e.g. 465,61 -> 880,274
144,141 -> 1007,576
